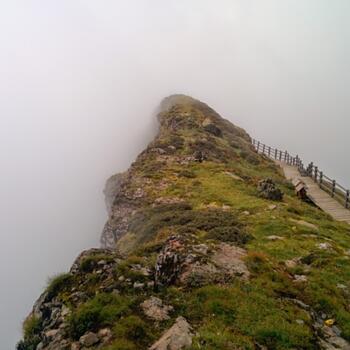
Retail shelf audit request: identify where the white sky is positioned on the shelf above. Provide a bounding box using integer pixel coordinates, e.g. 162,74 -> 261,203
1,1 -> 350,348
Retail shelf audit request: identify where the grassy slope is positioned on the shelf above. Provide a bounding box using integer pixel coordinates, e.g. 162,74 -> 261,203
21,97 -> 350,350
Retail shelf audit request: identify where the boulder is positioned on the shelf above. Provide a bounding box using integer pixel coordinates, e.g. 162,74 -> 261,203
211,243 -> 250,280
149,316 -> 193,350
79,332 -> 99,347
258,178 -> 283,201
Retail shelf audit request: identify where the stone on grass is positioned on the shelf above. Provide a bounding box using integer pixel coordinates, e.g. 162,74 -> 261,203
79,332 -> 99,347
290,218 -> 318,230
257,178 -> 283,201
267,235 -> 284,241
141,296 -> 173,321
149,316 -> 193,350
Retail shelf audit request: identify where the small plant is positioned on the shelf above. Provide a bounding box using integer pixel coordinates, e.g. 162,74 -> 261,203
16,315 -> 42,350
46,273 -> 73,299
206,226 -> 251,245
113,315 -> 153,346
245,252 -> 270,274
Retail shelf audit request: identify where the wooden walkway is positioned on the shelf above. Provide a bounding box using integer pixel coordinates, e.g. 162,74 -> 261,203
277,161 -> 350,224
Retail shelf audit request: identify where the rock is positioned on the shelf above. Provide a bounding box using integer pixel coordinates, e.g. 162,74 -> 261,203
290,218 -> 318,230
257,178 -> 283,201
318,242 -> 332,250
293,275 -> 308,283
79,332 -> 99,347
61,305 -> 70,318
192,244 -> 208,255
242,211 -> 250,216
141,297 -> 174,321
225,171 -> 243,181
155,236 -> 185,286
147,281 -> 155,289
203,123 -> 223,137
296,319 -> 305,325
71,343 -> 80,350
97,328 -> 112,339
149,316 -> 193,350
267,235 -> 284,241
268,204 -> 277,210
285,258 -> 300,268
211,243 -> 250,280
133,282 -> 145,289
193,150 -> 206,162
36,343 -> 44,350
45,329 -> 59,338
336,283 -> 347,290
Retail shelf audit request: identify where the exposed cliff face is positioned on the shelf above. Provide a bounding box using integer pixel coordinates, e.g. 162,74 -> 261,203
19,96 -> 350,350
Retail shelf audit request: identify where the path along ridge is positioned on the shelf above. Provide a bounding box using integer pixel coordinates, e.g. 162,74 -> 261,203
276,161 -> 350,224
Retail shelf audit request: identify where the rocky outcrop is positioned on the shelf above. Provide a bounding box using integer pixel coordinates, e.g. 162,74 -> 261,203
257,178 -> 284,201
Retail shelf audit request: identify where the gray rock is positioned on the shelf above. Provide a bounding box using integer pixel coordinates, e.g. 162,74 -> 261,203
79,332 -> 99,347
133,282 -> 145,289
258,178 -> 283,201
267,235 -> 284,241
141,297 -> 173,321
149,316 -> 193,350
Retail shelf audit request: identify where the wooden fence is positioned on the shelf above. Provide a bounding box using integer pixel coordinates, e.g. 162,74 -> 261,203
251,138 -> 350,209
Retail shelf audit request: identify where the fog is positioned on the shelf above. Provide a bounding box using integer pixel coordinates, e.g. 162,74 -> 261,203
1,1 -> 350,348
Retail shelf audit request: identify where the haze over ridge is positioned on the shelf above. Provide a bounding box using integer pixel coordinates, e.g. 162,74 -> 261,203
1,1 -> 350,348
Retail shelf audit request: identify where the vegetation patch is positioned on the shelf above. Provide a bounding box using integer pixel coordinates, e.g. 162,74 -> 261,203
68,293 -> 134,339
46,273 -> 73,299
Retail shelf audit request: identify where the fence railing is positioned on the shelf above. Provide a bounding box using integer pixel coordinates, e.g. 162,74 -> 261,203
251,138 -> 350,209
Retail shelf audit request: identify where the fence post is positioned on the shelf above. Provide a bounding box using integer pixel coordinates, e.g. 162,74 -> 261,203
284,151 -> 287,162
332,180 -> 336,198
319,171 -> 323,188
268,146 -> 271,157
279,150 -> 282,160
314,166 -> 318,183
275,149 -> 278,159
257,141 -> 260,152
263,144 -> 266,154
346,190 -> 350,209
308,162 -> 313,177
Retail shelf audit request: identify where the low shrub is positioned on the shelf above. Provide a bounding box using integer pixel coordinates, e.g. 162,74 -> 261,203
16,315 -> 42,350
68,293 -> 133,339
46,273 -> 73,299
206,226 -> 251,245
113,315 -> 153,346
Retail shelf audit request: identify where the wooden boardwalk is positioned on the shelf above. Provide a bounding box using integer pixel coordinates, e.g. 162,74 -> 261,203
277,161 -> 350,224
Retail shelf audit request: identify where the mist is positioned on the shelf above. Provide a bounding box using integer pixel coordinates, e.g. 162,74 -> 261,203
1,1 -> 350,348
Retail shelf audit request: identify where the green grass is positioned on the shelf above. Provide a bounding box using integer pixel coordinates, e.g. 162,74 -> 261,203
68,293 -> 134,339
46,273 -> 73,299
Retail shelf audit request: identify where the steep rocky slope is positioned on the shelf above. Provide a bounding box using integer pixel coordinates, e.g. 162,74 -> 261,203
18,95 -> 350,350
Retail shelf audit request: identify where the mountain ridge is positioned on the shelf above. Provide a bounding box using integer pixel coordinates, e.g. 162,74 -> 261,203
18,96 -> 350,350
